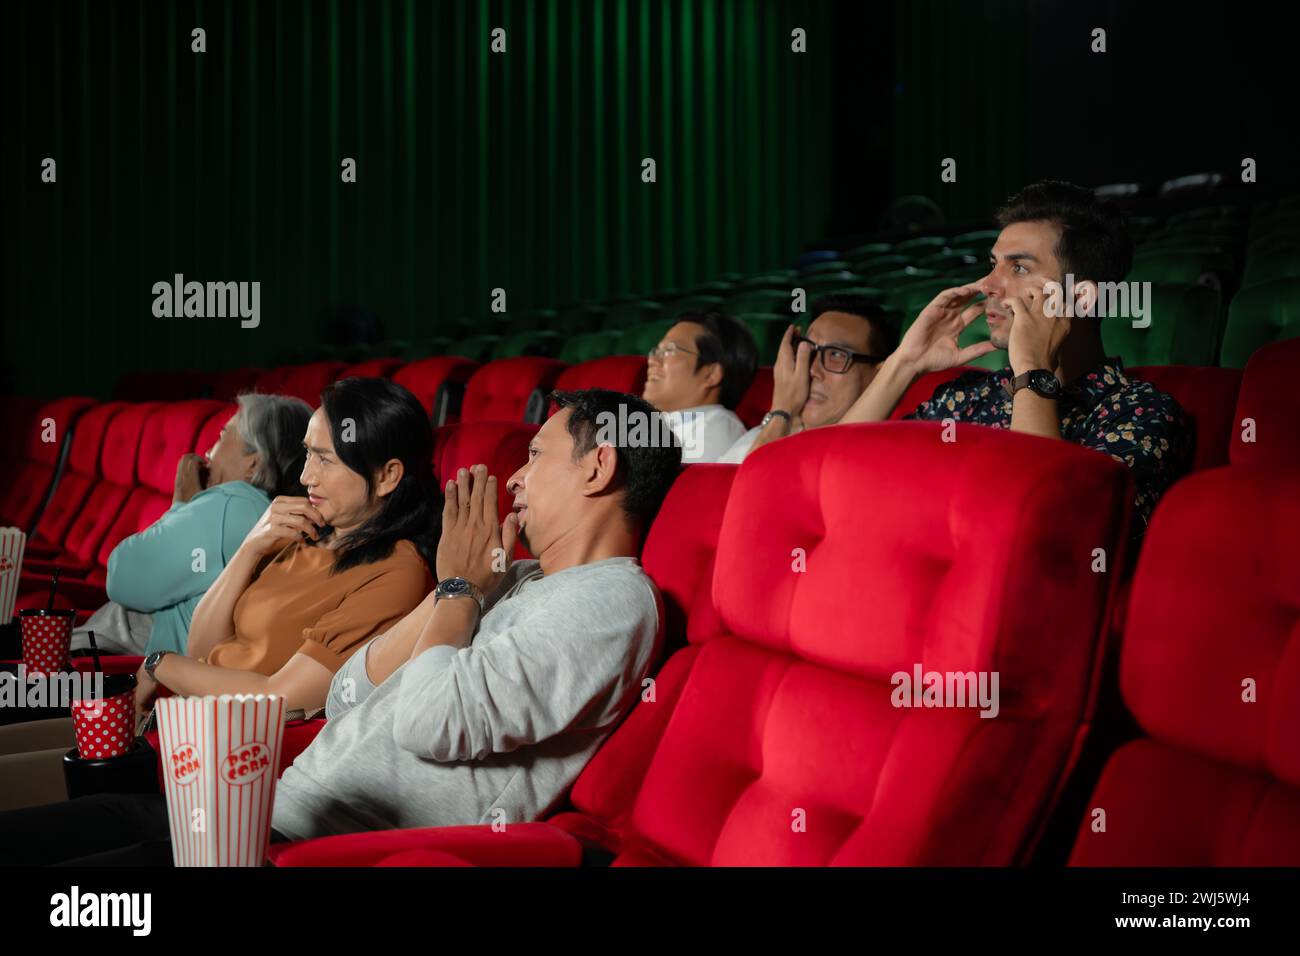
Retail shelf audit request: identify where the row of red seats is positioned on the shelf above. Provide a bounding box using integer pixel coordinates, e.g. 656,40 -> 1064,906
115,353 -> 769,430
265,414 -> 1298,866
4,339 -> 1298,617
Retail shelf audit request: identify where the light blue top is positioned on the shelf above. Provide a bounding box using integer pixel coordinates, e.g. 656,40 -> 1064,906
105,480 -> 270,655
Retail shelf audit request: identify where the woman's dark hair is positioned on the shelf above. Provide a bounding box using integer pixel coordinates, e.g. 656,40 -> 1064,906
317,377 -> 440,574
675,312 -> 759,410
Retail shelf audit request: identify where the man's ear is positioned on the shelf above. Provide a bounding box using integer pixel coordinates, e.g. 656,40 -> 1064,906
1073,279 -> 1099,319
701,361 -> 724,391
586,443 -> 620,496
375,458 -> 405,498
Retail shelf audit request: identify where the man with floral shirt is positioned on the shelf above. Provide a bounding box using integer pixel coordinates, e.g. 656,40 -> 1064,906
840,181 -> 1191,539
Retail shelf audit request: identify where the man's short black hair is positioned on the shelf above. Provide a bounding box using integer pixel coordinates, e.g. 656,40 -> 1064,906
549,388 -> 682,532
673,312 -> 759,410
811,294 -> 899,357
995,180 -> 1134,283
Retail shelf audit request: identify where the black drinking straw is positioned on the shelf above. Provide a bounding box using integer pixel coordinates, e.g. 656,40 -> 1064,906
86,629 -> 102,674
46,568 -> 61,611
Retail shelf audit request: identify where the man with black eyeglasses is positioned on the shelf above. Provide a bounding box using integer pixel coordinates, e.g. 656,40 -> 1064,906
719,295 -> 898,462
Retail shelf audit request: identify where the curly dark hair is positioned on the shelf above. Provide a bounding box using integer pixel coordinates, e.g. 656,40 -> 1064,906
995,180 -> 1134,283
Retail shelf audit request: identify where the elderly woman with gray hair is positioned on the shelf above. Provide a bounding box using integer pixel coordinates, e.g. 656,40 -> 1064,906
72,392 -> 313,656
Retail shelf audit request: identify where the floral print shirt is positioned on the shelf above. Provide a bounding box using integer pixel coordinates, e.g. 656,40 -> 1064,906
904,358 -> 1192,538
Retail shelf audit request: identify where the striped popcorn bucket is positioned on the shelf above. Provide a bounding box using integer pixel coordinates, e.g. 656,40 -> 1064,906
156,694 -> 286,867
0,527 -> 26,625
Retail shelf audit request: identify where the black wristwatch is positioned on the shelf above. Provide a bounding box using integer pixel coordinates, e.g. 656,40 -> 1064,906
143,650 -> 171,681
1007,369 -> 1063,400
434,577 -> 486,614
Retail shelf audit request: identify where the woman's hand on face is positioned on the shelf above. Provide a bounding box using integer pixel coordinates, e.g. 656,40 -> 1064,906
173,453 -> 209,504
241,496 -> 327,556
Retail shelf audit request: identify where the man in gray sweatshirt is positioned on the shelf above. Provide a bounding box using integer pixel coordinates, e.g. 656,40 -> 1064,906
270,387 -> 682,839
0,388 -> 681,865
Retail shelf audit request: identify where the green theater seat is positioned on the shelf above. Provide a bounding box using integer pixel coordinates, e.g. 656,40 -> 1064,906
1242,250 -> 1300,289
1128,249 -> 1238,287
1101,282 -> 1221,366
557,330 -> 622,364
1220,276 -> 1300,368
723,288 -> 795,315
447,335 -> 502,362
734,314 -> 789,362
616,319 -> 676,356
603,299 -> 664,330
490,330 -> 560,360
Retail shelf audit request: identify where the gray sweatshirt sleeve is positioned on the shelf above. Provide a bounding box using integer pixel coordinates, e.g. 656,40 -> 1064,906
325,638 -> 379,719
390,567 -> 660,762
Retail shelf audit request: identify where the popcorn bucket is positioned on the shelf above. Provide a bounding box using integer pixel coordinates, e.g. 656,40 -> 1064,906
0,528 -> 24,624
155,695 -> 286,867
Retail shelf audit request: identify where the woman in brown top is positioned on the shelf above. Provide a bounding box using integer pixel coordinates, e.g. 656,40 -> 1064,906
134,377 -> 439,716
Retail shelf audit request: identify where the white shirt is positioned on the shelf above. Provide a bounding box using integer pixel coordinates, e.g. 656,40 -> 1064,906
718,425 -> 762,464
661,404 -> 748,463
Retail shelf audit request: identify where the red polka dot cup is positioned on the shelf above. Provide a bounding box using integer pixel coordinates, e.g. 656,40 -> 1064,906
19,608 -> 75,677
70,673 -> 138,760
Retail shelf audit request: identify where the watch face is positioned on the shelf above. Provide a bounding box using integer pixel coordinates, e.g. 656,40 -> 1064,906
1029,371 -> 1061,397
440,578 -> 469,596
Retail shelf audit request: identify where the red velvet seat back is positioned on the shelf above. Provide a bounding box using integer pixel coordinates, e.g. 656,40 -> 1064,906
0,396 -> 97,530
461,357 -> 567,423
280,361 -> 347,407
1070,465 -> 1300,865
735,367 -> 773,429
29,402 -> 126,551
1231,337 -> 1300,468
194,404 -> 237,456
1129,365 -> 1241,471
94,401 -> 227,570
54,402 -> 161,570
619,423 -> 1130,865
551,356 -> 648,403
392,356 -> 480,423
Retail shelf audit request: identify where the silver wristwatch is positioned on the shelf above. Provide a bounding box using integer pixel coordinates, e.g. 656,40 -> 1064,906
760,409 -> 793,430
434,577 -> 486,613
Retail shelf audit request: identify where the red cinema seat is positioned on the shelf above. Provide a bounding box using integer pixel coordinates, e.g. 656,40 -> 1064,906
1125,365 -> 1241,472
0,396 -> 97,533
275,422 -> 1131,867
19,401 -> 222,613
552,356 -> 648,401
1069,465 -> 1300,865
890,367 -> 974,420
193,404 -> 237,456
461,357 -> 567,424
208,367 -> 265,402
25,402 -> 126,561
16,402 -> 161,613
339,358 -> 405,380
1231,337 -> 1300,468
436,422 -> 539,558
392,356 -> 479,425
278,361 -> 348,407
734,367 -> 773,429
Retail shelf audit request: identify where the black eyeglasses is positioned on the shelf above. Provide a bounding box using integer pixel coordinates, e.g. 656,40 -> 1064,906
792,333 -> 887,374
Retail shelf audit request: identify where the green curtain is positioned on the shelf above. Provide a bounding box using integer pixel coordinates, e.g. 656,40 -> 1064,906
2,0 -> 835,398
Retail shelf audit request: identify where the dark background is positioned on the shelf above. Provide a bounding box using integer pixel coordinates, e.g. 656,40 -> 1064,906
2,0 -> 1291,398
